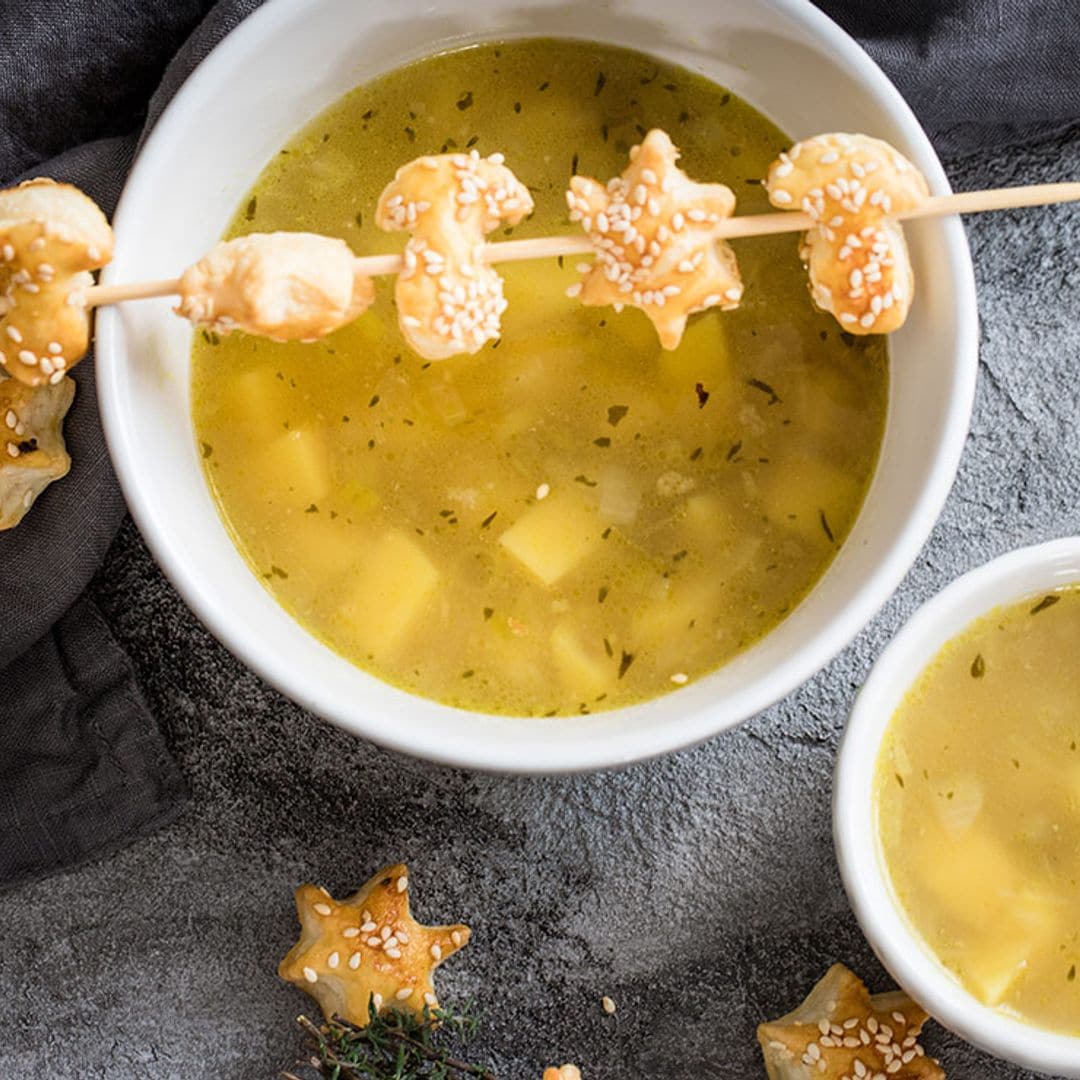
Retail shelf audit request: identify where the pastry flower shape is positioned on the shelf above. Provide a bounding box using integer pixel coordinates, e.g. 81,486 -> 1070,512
0,179 -> 113,387
176,232 -> 375,342
543,1067 -> 582,1079
565,129 -> 742,350
278,863 -> 471,1027
0,374 -> 74,529
376,148 -> 534,360
757,963 -> 944,1079
765,133 -> 929,334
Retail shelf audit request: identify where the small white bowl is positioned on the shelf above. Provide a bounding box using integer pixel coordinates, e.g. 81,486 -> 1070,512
835,537 -> 1080,1077
96,0 -> 977,772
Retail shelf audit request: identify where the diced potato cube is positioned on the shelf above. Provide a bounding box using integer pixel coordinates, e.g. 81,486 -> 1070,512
338,530 -> 439,656
263,428 -> 331,505
762,454 -> 860,543
499,493 -> 602,586
551,622 -> 615,697
337,479 -> 380,518
222,367 -> 293,439
961,931 -> 1033,1007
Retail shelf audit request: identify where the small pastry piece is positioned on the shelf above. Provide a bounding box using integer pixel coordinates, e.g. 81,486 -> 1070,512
543,1067 -> 582,1079
376,148 -> 534,360
765,133 -> 929,334
566,129 -> 743,350
0,374 -> 75,529
0,179 -> 113,387
176,232 -> 374,342
278,863 -> 471,1027
757,963 -> 944,1079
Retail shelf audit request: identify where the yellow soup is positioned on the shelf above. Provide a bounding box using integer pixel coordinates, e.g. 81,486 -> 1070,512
876,585 -> 1080,1033
191,38 -> 888,716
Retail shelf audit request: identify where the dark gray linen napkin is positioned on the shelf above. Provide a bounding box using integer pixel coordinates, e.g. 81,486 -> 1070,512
0,0 -> 1076,888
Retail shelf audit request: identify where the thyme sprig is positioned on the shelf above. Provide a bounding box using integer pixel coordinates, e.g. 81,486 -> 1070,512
285,999 -> 498,1080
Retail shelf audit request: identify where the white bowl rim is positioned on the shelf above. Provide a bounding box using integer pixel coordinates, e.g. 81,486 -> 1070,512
835,536 -> 1080,1075
95,0 -> 979,773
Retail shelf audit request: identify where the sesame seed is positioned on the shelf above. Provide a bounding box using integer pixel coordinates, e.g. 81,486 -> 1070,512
18,349 -> 35,366
343,927 -> 360,938
601,996 -> 616,1015
430,944 -> 442,961
327,951 -> 340,969
5,444 -> 18,458
360,920 -> 376,933
302,967 -> 318,983
6,326 -> 22,343
670,672 -> 689,684
536,483 -> 550,500
349,951 -> 361,969
451,931 -> 462,947
373,993 -> 383,1010
396,987 -> 414,1001
313,902 -> 332,916
367,936 -> 382,948
424,992 -> 437,1006
771,189 -> 793,205
385,947 -> 403,959
566,282 -> 583,299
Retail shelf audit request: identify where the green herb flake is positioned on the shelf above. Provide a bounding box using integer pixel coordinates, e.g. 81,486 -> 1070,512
594,72 -> 606,96
200,442 -> 213,459
601,527 -> 612,540
480,510 -> 498,529
461,669 -> 475,679
819,510 -> 835,544
607,404 -> 629,427
603,637 -> 614,658
895,773 -> 905,788
245,196 -> 257,221
1069,965 -> 1077,982
571,152 -> 579,175
305,504 -> 319,514
404,126 -> 416,142
456,90 -> 474,110
1031,594 -> 1061,615
726,441 -> 742,462
618,650 -> 635,678
270,565 -> 289,580
971,653 -> 986,678
574,474 -> 598,487
369,394 -> 380,408
746,377 -> 781,404
483,607 -> 494,621
513,101 -> 522,114
694,382 -> 710,408
593,437 -> 611,448
537,80 -> 549,91
598,586 -> 608,604
689,446 -> 703,461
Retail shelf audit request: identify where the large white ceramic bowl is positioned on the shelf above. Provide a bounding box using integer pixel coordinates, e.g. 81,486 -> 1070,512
836,537 -> 1080,1076
96,0 -> 977,773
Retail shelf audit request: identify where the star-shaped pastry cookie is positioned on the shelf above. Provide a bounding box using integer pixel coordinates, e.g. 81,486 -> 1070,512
758,964 -> 944,1079
566,128 -> 742,350
278,863 -> 471,1026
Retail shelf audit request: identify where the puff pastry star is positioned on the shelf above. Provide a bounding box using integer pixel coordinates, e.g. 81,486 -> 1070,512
278,863 -> 471,1026
758,964 -> 944,1079
565,128 -> 742,350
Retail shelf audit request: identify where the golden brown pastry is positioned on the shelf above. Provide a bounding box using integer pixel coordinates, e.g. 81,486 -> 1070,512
757,963 -> 944,1079
175,232 -> 375,341
543,1067 -> 582,1080
278,863 -> 471,1027
0,374 -> 75,529
765,133 -> 929,334
566,129 -> 742,349
376,149 -> 534,360
0,179 -> 113,387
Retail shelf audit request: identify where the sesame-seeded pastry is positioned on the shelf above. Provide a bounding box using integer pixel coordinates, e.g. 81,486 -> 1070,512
565,128 -> 743,350
175,232 -> 375,342
278,863 -> 472,1027
0,179 -> 113,388
543,1066 -> 583,1079
0,373 -> 75,529
376,148 -> 534,360
765,133 -> 929,335
757,963 -> 945,1079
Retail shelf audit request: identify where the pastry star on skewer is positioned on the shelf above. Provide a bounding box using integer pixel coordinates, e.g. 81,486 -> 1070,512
757,964 -> 944,1079
565,128 -> 743,349
278,863 -> 471,1027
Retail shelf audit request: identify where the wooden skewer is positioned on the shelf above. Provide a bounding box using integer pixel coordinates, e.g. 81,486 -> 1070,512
82,182 -> 1080,309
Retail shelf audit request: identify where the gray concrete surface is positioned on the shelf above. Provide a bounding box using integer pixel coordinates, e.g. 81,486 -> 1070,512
2,125 -> 1078,1079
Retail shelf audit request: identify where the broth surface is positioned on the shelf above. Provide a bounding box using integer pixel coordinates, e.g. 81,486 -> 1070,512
191,38 -> 887,715
876,586 -> 1080,1033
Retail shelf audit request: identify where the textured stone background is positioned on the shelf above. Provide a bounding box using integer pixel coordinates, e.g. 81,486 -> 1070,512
2,84 -> 1079,1080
